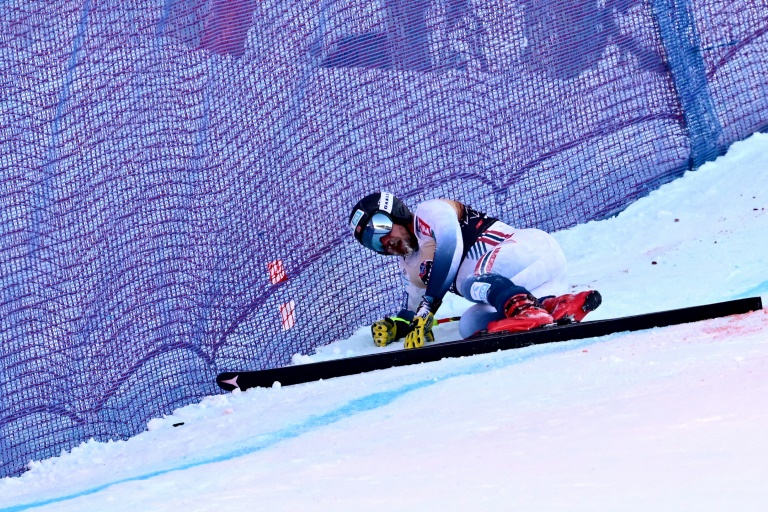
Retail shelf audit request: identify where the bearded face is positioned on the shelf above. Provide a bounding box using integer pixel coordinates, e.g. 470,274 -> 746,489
381,224 -> 419,257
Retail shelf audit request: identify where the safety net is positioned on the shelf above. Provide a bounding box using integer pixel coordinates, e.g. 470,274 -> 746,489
0,0 -> 766,476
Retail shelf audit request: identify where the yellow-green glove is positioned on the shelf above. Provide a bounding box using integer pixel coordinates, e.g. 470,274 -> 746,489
371,317 -> 411,347
404,311 -> 435,349
371,317 -> 396,347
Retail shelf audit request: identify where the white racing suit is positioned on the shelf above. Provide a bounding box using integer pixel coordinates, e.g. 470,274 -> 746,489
397,199 -> 567,338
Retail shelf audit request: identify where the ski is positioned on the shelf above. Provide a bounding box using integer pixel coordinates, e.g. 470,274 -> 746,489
217,297 -> 763,391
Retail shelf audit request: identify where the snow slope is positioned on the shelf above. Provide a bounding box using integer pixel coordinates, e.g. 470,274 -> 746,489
0,133 -> 766,512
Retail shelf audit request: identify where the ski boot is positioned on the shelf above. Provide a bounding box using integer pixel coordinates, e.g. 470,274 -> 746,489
487,293 -> 554,333
540,290 -> 602,324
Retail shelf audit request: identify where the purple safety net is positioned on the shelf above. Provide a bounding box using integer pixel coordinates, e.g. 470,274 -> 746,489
0,0 -> 766,476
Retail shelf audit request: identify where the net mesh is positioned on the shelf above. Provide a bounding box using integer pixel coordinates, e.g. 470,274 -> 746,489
0,0 -> 766,476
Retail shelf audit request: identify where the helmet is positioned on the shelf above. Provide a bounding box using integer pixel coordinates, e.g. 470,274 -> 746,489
349,192 -> 413,254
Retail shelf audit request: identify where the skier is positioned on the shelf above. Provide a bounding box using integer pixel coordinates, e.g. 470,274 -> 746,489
349,192 -> 602,349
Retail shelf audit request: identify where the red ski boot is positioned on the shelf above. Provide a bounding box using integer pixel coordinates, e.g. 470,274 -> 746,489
487,293 -> 554,333
540,290 -> 602,324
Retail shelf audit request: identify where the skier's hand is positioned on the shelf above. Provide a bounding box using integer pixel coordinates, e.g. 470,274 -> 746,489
404,312 -> 434,349
371,317 -> 410,347
371,317 -> 396,347
404,296 -> 439,349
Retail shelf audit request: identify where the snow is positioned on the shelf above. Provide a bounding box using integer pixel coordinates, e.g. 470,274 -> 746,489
1,133 -> 767,511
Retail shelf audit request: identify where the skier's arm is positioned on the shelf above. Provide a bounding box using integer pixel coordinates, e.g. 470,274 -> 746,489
415,200 -> 464,311
402,200 -> 463,349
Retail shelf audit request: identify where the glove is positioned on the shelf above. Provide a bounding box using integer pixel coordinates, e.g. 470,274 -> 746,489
404,296 -> 440,349
403,312 -> 434,349
371,316 -> 411,347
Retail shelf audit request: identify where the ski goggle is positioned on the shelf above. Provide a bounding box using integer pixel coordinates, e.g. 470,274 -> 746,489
361,212 -> 393,253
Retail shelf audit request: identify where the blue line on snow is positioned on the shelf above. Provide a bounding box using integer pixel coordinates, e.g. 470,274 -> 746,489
737,282 -> 768,300
1,336 -> 609,512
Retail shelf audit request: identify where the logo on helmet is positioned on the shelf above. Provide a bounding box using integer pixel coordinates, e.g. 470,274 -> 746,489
378,192 -> 394,213
350,209 -> 364,231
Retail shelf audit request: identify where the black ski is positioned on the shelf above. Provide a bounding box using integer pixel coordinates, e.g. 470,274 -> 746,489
217,297 -> 763,391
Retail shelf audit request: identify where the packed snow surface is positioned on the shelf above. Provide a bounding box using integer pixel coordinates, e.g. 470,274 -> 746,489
1,133 -> 767,511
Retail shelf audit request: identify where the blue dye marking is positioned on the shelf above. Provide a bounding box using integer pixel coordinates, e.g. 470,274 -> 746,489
0,336 -> 607,512
736,283 -> 768,299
